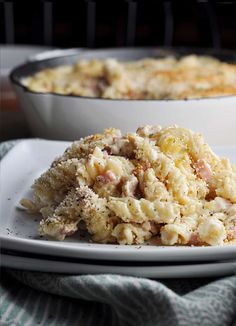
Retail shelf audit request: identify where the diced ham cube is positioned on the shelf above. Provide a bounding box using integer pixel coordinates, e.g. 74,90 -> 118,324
194,159 -> 212,182
188,233 -> 201,246
96,170 -> 116,184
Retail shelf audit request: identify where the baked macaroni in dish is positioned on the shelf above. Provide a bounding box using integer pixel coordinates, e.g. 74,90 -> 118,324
21,125 -> 236,246
22,55 -> 236,100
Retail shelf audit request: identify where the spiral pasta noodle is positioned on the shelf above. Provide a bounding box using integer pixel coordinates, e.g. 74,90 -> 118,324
21,125 -> 236,246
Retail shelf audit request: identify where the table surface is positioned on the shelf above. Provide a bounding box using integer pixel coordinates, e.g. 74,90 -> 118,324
1,86 -> 31,141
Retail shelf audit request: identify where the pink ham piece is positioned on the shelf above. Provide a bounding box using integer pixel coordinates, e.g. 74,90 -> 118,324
188,233 -> 201,246
194,159 -> 212,182
96,170 -> 116,184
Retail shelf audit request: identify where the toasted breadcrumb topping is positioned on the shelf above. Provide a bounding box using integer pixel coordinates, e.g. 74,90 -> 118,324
23,55 -> 236,100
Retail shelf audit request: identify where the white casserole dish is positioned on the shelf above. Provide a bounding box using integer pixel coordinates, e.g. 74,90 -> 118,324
10,47 -> 236,144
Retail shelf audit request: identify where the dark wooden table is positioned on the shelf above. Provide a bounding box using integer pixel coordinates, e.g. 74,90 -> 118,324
1,79 -> 31,141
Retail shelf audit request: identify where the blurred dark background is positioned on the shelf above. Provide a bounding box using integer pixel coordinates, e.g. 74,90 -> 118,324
0,0 -> 236,49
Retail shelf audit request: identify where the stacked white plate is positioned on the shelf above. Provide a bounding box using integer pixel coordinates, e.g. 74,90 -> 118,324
1,139 -> 236,278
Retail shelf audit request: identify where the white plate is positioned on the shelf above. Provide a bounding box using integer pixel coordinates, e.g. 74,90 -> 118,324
1,252 -> 236,278
1,139 -> 236,262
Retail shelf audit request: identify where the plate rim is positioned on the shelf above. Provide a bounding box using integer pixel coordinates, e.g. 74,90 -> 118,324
1,235 -> 236,262
1,253 -> 236,278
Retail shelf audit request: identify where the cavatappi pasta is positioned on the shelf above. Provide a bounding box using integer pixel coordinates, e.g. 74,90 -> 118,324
21,125 -> 236,246
22,55 -> 236,100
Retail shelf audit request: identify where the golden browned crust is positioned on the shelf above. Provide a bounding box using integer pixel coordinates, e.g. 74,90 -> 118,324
23,55 -> 236,100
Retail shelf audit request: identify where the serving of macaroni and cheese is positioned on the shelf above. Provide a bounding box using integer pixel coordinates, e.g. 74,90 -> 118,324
22,55 -> 236,100
21,125 -> 236,246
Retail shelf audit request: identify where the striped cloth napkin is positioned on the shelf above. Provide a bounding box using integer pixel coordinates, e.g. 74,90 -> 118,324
1,141 -> 236,326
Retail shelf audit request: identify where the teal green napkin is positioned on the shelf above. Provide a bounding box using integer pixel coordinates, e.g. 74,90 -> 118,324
1,141 -> 236,326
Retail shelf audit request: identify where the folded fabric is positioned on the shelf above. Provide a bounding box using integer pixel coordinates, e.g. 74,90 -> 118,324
1,270 -> 236,326
1,141 -> 236,326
